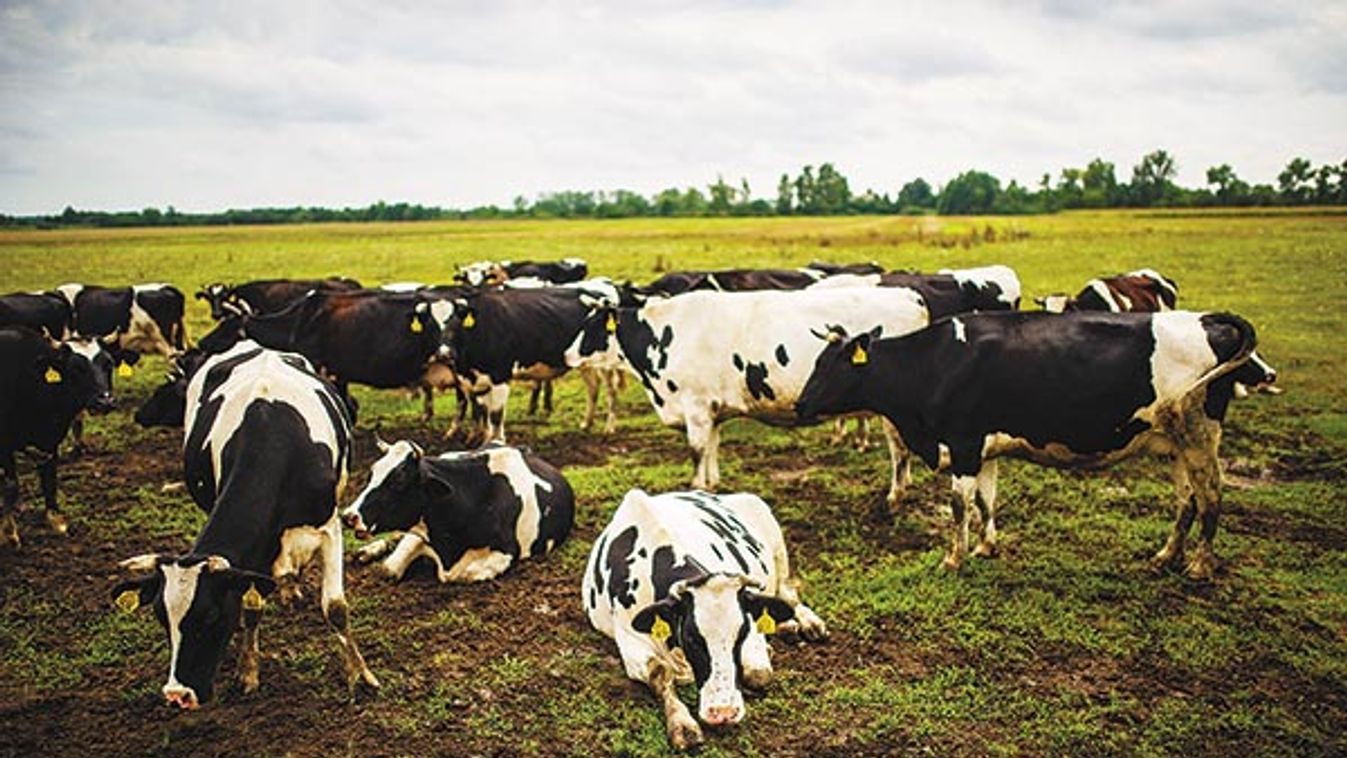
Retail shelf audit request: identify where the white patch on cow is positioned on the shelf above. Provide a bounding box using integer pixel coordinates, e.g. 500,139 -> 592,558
344,442 -> 418,528
65,337 -> 102,362
804,273 -> 880,289
1143,312 -> 1220,421
274,511 -> 336,580
444,547 -> 515,581
503,277 -> 548,289
797,267 -> 827,282
127,284 -> 174,355
1040,294 -> 1070,313
159,560 -> 208,699
1086,280 -> 1121,311
951,317 -> 967,343
380,282 -> 424,292
562,257 -> 586,267
428,299 -> 455,329
940,265 -> 1022,308
686,576 -> 749,723
484,447 -> 551,559
54,283 -> 83,307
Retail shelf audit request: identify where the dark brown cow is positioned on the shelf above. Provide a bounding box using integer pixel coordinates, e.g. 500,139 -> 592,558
1035,269 -> 1178,313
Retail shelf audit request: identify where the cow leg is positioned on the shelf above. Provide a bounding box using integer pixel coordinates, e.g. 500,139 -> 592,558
485,383 -> 510,443
318,515 -> 379,697
69,413 -> 86,454
770,545 -> 828,642
855,416 -> 871,452
1,452 -> 19,548
879,418 -> 911,514
527,381 -> 542,416
943,475 -> 977,571
37,455 -> 67,536
1151,458 -> 1197,572
420,383 -> 435,421
542,380 -> 554,416
686,411 -> 715,490
830,418 -> 847,446
616,629 -> 702,749
1183,445 -> 1223,581
446,386 -> 469,439
602,369 -> 619,434
579,368 -> 600,432
706,422 -> 722,490
379,532 -> 431,581
237,603 -> 262,694
970,460 -> 1000,558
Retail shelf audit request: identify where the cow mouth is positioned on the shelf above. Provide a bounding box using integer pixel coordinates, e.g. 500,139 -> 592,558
87,396 -> 116,415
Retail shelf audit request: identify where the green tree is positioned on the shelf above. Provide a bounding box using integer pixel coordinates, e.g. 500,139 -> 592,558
794,166 -> 817,214
708,175 -> 736,215
814,163 -> 851,214
1082,158 -> 1118,207
1277,157 -> 1313,204
937,170 -> 1001,215
1130,149 -> 1177,206
1206,164 -> 1249,206
775,174 -> 793,215
897,178 -> 934,209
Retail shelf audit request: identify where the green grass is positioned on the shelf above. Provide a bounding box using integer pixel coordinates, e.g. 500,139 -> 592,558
1,210 -> 1345,756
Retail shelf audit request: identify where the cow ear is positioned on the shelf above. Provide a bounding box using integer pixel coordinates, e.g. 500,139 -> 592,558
632,597 -> 682,645
740,591 -> 796,633
418,459 -> 455,492
120,348 -> 142,367
375,436 -> 391,453
222,569 -> 277,598
111,576 -> 161,614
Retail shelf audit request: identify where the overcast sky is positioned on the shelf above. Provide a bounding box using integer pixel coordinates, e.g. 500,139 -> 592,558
2,0 -> 1344,214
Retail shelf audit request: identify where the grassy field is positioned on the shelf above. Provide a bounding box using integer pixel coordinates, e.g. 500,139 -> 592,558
0,210 -> 1344,757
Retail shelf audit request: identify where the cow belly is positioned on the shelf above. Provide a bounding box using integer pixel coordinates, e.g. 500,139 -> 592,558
513,362 -> 566,382
444,547 -> 514,582
273,516 -> 333,577
984,429 -> 1177,469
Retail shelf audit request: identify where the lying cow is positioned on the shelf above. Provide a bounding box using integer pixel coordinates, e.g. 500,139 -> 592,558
795,310 -> 1272,580
1,327 -> 124,545
565,288 -> 929,507
54,282 -> 186,356
637,267 -> 824,297
195,277 -> 363,320
584,488 -> 827,749
455,258 -> 589,287
0,291 -> 73,338
1035,268 -> 1178,314
342,440 -> 573,582
113,340 -> 378,708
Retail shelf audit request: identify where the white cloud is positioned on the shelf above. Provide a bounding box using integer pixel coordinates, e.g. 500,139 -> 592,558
1,0 -> 1343,214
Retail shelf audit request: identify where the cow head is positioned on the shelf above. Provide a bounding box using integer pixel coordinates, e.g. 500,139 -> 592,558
341,439 -> 428,538
56,336 -> 136,414
564,297 -> 624,369
194,284 -> 248,321
794,325 -> 879,423
1231,350 -> 1279,395
1034,294 -> 1074,313
135,349 -> 210,428
455,261 -> 506,288
631,573 -> 796,726
112,553 -> 276,709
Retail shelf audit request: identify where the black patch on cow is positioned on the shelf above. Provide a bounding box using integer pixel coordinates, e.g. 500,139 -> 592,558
775,344 -> 789,367
732,353 -> 744,371
650,545 -> 709,600
604,526 -> 640,609
737,359 -> 775,402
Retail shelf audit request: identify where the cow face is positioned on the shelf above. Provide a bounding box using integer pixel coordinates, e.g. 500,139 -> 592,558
1034,294 -> 1073,313
135,350 -> 209,428
631,574 -> 795,726
794,326 -> 879,423
1232,350 -> 1278,391
455,261 -> 506,288
112,554 -> 276,708
195,284 -> 246,321
564,305 -> 621,369
341,440 -> 427,538
54,337 -> 129,414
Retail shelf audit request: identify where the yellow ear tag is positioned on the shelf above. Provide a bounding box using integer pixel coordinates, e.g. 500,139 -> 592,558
44,367 -> 62,384
117,362 -> 134,378
115,589 -> 140,614
756,609 -> 776,635
242,584 -> 264,611
649,615 -> 671,644
605,313 -> 618,333
851,344 -> 868,366
463,312 -> 476,330
409,318 -> 424,334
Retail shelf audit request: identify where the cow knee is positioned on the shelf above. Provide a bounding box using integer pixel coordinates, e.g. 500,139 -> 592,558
325,597 -> 349,632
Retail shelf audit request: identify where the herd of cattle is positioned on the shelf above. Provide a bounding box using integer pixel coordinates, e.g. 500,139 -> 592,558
0,260 -> 1278,749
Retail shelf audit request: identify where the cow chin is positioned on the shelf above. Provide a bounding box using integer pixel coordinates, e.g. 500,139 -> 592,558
698,689 -> 746,727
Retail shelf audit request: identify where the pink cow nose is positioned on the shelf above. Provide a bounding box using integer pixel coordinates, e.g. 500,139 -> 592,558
703,706 -> 741,726
164,687 -> 199,710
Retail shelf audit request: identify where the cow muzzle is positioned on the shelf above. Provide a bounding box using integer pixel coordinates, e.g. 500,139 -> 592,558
341,511 -> 371,539
163,684 -> 199,710
88,393 -> 116,415
701,705 -> 744,726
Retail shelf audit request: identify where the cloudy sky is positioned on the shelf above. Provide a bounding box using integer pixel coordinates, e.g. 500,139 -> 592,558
2,0 -> 1343,214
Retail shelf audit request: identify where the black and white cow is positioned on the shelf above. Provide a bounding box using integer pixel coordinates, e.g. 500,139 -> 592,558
564,288 -> 929,507
341,440 -> 573,582
54,283 -> 186,356
112,340 -> 378,708
440,282 -> 621,442
795,310 -> 1266,580
194,277 -> 363,320
1,327 -> 126,545
637,267 -> 825,298
803,260 -> 884,276
584,489 -> 827,749
0,291 -> 73,338
455,258 -> 589,287
1035,268 -> 1178,314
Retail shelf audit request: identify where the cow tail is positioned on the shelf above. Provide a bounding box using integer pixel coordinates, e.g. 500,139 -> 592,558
1192,312 -> 1257,389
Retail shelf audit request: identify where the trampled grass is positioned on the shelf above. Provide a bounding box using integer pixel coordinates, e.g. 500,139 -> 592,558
0,210 -> 1344,756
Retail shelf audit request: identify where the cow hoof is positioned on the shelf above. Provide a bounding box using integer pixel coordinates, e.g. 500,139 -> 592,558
971,542 -> 998,559
1184,554 -> 1216,582
668,718 -> 704,750
45,512 -> 69,536
940,554 -> 963,572
1149,549 -> 1182,575
2,521 -> 19,549
239,673 -> 259,695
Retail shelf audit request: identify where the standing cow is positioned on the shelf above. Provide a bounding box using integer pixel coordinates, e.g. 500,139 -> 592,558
0,292 -> 73,338
564,288 -> 930,507
584,489 -> 827,749
54,283 -> 186,356
795,311 -> 1271,580
342,440 -> 573,582
195,277 -> 363,320
112,341 -> 378,708
1,327 -> 125,545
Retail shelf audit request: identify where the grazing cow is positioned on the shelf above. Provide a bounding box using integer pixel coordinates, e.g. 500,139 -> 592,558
440,283 -> 621,442
54,283 -> 186,356
1035,268 -> 1178,314
583,489 -> 827,749
0,292 -> 73,338
194,277 -> 363,320
1,328 -> 124,545
795,310 -> 1265,580
564,288 -> 929,505
456,258 -> 589,287
112,340 -> 378,708
342,440 -> 573,582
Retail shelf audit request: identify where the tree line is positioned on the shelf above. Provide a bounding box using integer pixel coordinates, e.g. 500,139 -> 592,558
5,151 -> 1345,229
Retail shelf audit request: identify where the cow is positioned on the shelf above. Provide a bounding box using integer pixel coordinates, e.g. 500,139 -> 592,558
111,340 -> 379,709
803,260 -> 884,276
564,288 -> 929,507
637,268 -> 824,297
1,327 -> 125,545
0,292 -> 73,338
54,283 -> 186,356
794,310 -> 1267,580
455,258 -> 589,287
194,277 -> 363,320
583,488 -> 827,749
341,440 -> 573,582
1035,268 -> 1178,314
439,282 -> 622,443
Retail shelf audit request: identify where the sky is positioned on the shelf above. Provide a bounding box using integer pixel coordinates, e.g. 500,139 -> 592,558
1,0 -> 1344,215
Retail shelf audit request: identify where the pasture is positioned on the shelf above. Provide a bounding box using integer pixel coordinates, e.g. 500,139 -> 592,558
0,210 -> 1344,757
